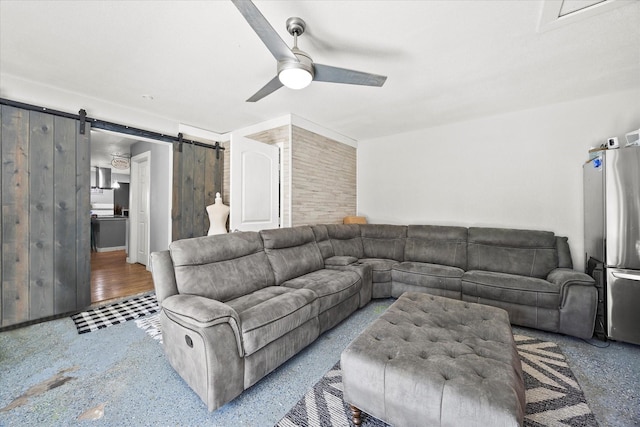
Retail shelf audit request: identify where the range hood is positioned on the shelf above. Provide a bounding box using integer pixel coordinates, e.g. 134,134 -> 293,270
95,167 -> 112,189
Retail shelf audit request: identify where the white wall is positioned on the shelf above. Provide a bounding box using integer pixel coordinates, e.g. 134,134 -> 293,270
130,140 -> 172,254
358,89 -> 640,271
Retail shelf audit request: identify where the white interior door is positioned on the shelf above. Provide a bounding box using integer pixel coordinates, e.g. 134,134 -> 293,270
129,152 -> 151,266
230,135 -> 279,232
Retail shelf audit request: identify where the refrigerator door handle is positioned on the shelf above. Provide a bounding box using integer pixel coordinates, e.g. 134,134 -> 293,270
611,271 -> 640,281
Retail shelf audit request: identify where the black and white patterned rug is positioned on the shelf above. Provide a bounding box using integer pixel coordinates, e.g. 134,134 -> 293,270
276,334 -> 598,427
71,293 -> 159,334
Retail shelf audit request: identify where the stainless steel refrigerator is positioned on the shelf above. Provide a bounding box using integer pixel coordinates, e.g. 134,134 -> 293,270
584,145 -> 640,345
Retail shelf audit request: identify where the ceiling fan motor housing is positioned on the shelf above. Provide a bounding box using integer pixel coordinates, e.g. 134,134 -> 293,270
278,48 -> 315,79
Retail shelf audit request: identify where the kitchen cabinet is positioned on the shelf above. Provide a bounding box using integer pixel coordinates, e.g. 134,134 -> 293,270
91,216 -> 128,251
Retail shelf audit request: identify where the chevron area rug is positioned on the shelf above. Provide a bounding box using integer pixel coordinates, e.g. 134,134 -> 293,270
71,293 -> 159,334
276,334 -> 598,427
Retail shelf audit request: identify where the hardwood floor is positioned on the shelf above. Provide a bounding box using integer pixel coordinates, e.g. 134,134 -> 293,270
91,250 -> 154,304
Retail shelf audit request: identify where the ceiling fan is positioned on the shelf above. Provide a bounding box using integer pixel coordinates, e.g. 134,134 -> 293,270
231,0 -> 387,102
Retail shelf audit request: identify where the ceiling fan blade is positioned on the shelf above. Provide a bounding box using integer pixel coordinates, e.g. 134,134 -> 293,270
246,76 -> 283,102
231,0 -> 298,63
313,64 -> 387,87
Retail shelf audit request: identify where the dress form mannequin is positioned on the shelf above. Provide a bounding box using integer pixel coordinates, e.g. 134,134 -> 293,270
207,192 -> 229,236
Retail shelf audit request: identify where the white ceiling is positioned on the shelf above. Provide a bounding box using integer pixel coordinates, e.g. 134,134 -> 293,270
1,0 -> 639,142
90,130 -> 137,173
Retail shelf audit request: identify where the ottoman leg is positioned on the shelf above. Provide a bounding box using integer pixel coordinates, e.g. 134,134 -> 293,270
349,404 -> 362,426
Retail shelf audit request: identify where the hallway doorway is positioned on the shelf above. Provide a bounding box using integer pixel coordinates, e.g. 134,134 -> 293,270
90,129 -> 170,304
90,250 -> 154,303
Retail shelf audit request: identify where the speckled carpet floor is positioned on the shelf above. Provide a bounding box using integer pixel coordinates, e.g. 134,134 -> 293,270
1,299 -> 638,426
133,314 -> 598,426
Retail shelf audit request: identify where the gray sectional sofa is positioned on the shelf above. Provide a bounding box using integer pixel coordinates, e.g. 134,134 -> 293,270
150,223 -> 596,411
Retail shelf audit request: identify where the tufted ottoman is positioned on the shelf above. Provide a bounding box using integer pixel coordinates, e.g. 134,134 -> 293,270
341,292 -> 525,427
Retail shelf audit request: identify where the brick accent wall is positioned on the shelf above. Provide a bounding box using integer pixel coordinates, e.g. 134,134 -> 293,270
291,125 -> 356,226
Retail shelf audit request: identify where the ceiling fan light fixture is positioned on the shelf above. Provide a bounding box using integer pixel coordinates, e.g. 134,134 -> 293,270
279,67 -> 313,89
278,48 -> 314,90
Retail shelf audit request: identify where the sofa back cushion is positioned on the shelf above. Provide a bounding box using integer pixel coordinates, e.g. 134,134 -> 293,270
311,225 -> 335,259
325,224 -> 364,258
170,232 -> 274,302
260,226 -> 325,285
405,225 -> 468,269
360,224 -> 406,261
467,227 -> 558,278
556,236 -> 573,269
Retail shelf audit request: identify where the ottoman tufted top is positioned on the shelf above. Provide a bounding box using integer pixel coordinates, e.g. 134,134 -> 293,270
342,292 -> 525,427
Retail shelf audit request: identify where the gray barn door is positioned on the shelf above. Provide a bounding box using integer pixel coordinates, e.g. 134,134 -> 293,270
0,106 -> 91,328
172,142 -> 223,241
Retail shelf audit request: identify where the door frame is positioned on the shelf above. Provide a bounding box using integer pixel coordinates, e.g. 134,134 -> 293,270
128,151 -> 151,267
275,141 -> 284,228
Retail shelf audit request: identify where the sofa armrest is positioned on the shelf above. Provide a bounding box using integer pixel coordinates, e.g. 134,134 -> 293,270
547,268 -> 595,298
162,294 -> 243,356
150,250 -> 179,304
547,268 -> 597,339
325,256 -> 359,266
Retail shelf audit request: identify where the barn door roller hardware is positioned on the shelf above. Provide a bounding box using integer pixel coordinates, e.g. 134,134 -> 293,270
79,109 -> 87,134
177,133 -> 223,157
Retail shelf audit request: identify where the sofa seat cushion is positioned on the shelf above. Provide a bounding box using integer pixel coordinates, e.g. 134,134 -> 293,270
358,258 -> 399,283
225,286 -> 319,356
391,262 -> 463,299
462,271 -> 560,309
283,269 -> 361,314
393,262 -> 464,279
393,261 -> 463,283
